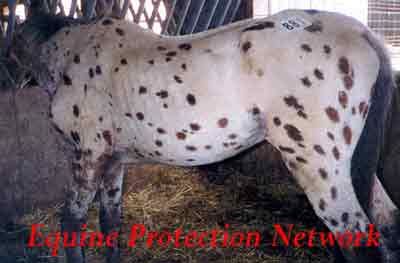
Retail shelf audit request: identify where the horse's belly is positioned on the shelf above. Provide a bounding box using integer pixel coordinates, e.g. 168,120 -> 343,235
116,106 -> 267,166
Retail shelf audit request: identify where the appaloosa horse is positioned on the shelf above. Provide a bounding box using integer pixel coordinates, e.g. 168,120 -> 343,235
25,9 -> 399,262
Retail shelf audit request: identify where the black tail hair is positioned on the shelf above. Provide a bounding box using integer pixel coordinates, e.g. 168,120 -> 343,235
351,30 -> 395,214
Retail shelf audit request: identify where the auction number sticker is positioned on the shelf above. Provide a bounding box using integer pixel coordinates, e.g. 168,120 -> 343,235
280,17 -> 313,31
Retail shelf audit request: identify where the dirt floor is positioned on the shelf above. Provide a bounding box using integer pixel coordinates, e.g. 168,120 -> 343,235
0,143 -> 335,263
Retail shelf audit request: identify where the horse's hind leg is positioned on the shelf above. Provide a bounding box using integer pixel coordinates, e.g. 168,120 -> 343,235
370,174 -> 400,262
99,156 -> 124,263
274,145 -> 382,262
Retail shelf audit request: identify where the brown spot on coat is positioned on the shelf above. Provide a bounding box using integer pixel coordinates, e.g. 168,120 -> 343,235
73,105 -> 80,117
338,91 -> 348,109
301,77 -> 312,87
243,21 -> 275,32
139,86 -> 147,94
242,41 -> 252,52
330,219 -> 339,227
121,58 -> 128,65
343,126 -> 352,145
102,19 -> 114,25
155,140 -> 163,147
278,146 -> 295,154
178,43 -> 192,50
115,28 -> 125,36
218,118 -> 229,128
338,57 -> 350,74
156,90 -> 168,98
325,107 -> 340,123
332,146 -> 340,160
359,101 -> 367,115
319,199 -> 326,211
296,156 -> 308,163
323,45 -> 331,55
102,131 -> 112,146
284,124 -> 304,142
95,65 -> 102,75
284,96 -> 304,111
314,145 -> 325,155
301,44 -> 312,52
186,145 -> 197,151
319,168 -> 328,179
331,187 -> 338,200
63,74 -> 72,85
73,55 -> 80,64
273,117 -> 281,126
190,123 -> 201,131
252,107 -> 261,115
176,132 -> 186,140
314,69 -> 324,80
157,128 -> 166,134
186,94 -> 196,105
343,76 -> 354,90
174,75 -> 183,83
228,134 -> 238,140
166,51 -> 177,57
136,112 -> 144,121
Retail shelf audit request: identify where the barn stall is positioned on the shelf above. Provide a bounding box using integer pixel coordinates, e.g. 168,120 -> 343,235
1,0 -> 400,262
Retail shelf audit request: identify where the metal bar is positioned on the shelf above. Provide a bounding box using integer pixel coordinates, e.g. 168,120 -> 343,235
119,0 -> 130,18
203,0 -> 219,30
58,0 -> 66,16
167,15 -> 178,35
216,0 -> 232,26
5,0 -> 16,54
112,0 -> 122,17
49,0 -> 58,14
188,0 -> 206,34
42,0 -> 50,13
84,0 -> 97,19
68,0 -> 77,17
176,0 -> 191,35
161,0 -> 177,35
128,4 -> 136,20
134,0 -> 146,24
148,0 -> 162,29
227,0 -> 242,23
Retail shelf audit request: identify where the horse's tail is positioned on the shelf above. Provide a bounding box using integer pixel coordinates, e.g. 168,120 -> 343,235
11,13 -> 88,94
351,29 -> 396,213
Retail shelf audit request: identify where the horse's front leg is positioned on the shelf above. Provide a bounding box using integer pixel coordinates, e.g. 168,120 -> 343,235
99,157 -> 124,263
61,150 -> 101,263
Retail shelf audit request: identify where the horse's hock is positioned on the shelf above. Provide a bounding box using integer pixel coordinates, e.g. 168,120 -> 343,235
0,87 -> 73,224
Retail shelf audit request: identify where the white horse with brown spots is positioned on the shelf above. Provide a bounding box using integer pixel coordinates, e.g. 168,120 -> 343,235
23,9 -> 399,262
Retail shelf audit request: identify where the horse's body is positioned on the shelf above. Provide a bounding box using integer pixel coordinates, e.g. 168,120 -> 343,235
33,9 -> 398,262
